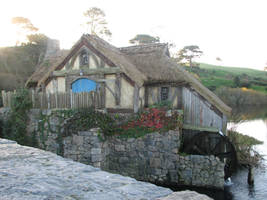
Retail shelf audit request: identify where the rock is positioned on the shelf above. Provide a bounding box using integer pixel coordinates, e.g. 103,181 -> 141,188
157,190 -> 213,200
0,138 -> 172,200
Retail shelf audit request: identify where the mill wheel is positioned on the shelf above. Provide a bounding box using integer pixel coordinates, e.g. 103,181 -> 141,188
183,131 -> 237,179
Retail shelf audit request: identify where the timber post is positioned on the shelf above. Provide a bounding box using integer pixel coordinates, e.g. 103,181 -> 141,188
133,84 -> 140,113
247,165 -> 254,185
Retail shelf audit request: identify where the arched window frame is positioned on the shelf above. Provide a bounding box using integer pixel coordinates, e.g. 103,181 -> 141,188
79,50 -> 89,66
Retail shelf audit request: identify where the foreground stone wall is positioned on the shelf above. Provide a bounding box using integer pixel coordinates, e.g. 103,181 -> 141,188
0,138 -> 172,200
0,138 -> 213,200
22,109 -> 225,189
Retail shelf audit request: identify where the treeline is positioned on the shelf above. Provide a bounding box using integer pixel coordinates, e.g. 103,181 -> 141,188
0,34 -> 48,91
215,87 -> 267,107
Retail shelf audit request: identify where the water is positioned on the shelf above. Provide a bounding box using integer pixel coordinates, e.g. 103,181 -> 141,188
227,118 -> 267,200
171,106 -> 267,200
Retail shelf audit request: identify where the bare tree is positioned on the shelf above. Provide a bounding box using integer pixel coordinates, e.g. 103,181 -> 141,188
11,17 -> 38,45
83,7 -> 112,39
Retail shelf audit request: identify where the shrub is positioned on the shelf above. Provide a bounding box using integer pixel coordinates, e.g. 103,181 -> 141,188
215,87 -> 267,106
228,130 -> 263,167
2,88 -> 33,145
118,107 -> 181,137
62,108 -> 116,137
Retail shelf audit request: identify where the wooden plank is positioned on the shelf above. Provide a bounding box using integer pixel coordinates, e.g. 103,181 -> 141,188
144,86 -> 149,107
1,91 -> 6,107
115,73 -> 121,106
157,87 -> 161,103
53,67 -> 121,77
150,88 -> 157,104
183,124 -> 219,133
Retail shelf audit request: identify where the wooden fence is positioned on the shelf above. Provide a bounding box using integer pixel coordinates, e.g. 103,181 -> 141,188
1,90 -> 102,109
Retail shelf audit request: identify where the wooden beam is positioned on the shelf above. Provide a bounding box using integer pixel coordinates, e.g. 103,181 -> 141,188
183,124 -> 219,133
107,108 -> 134,113
177,87 -> 183,109
144,86 -> 149,107
133,84 -> 140,113
52,67 -> 121,77
115,73 -> 121,106
144,81 -> 187,87
121,73 -> 135,87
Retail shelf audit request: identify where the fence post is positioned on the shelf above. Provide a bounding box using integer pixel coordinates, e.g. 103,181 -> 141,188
55,92 -> 58,109
31,90 -> 35,108
47,93 -> 51,109
70,91 -> 73,109
1,91 -> 5,107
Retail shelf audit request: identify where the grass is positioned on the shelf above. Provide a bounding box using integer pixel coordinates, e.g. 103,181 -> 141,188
185,63 -> 267,94
199,63 -> 267,80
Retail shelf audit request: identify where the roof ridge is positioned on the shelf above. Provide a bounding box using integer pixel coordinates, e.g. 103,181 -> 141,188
119,43 -> 167,50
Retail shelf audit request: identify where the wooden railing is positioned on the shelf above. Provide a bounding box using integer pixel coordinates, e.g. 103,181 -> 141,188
1,90 -> 102,109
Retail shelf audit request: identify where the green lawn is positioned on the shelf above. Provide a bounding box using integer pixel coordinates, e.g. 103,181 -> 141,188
199,63 -> 267,80
185,63 -> 267,94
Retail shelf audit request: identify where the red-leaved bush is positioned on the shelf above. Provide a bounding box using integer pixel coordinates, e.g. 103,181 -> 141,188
121,108 -> 177,132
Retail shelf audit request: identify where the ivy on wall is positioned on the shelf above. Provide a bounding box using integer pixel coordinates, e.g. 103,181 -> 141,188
2,88 -> 37,146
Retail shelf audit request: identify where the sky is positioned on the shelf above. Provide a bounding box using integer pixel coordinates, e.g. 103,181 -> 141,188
0,0 -> 267,70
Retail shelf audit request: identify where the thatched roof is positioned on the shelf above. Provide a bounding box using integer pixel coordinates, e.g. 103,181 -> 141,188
124,50 -> 231,115
25,49 -> 69,87
26,34 -> 147,87
26,34 -> 231,115
81,34 -> 147,86
119,43 -> 169,56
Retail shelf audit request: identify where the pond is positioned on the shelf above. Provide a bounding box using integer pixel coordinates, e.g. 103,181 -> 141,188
171,106 -> 267,200
227,106 -> 267,200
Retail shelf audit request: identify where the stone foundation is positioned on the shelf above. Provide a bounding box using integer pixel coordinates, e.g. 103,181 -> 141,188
3,109 -> 226,189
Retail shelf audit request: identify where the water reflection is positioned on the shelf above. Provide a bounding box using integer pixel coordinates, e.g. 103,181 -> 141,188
175,106 -> 267,200
227,105 -> 267,200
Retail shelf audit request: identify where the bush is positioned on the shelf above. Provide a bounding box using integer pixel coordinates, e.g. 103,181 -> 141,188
207,85 -> 217,91
2,88 -> 33,145
228,130 -> 263,167
62,108 -> 117,137
117,107 -> 181,137
215,87 -> 267,106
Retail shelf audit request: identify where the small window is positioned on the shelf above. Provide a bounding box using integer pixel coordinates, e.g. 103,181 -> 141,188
80,51 -> 88,66
161,87 -> 169,101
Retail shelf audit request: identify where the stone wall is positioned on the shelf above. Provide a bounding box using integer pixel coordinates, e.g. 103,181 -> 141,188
11,109 -> 225,189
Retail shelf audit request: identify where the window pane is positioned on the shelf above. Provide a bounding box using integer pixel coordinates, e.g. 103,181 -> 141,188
161,87 -> 169,101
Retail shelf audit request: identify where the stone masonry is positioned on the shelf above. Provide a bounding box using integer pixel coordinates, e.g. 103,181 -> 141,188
18,109 -> 225,189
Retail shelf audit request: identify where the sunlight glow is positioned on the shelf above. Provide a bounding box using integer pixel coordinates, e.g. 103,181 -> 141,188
1,0 -> 267,70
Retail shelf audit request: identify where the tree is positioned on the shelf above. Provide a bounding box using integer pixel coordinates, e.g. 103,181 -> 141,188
26,34 -> 49,64
83,7 -> 112,39
129,34 -> 160,45
11,17 -> 39,45
175,45 -> 203,68
234,76 -> 241,87
216,57 -> 222,62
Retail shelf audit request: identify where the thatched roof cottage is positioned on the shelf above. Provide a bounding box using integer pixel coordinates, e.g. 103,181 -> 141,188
26,34 -> 231,133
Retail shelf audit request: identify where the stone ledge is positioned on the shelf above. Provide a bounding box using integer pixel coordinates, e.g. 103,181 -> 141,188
157,190 -> 213,200
0,138 -> 172,200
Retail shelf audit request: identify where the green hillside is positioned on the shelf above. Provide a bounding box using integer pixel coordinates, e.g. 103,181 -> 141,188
199,63 -> 267,79
186,63 -> 267,94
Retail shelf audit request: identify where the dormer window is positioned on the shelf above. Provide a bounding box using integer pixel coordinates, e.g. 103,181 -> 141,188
80,50 -> 88,66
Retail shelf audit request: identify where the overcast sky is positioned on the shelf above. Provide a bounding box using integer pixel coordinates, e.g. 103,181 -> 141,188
1,0 -> 267,70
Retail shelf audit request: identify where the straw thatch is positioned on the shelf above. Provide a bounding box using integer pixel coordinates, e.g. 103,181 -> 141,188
25,49 -> 69,87
124,50 -> 231,115
26,34 -> 231,115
